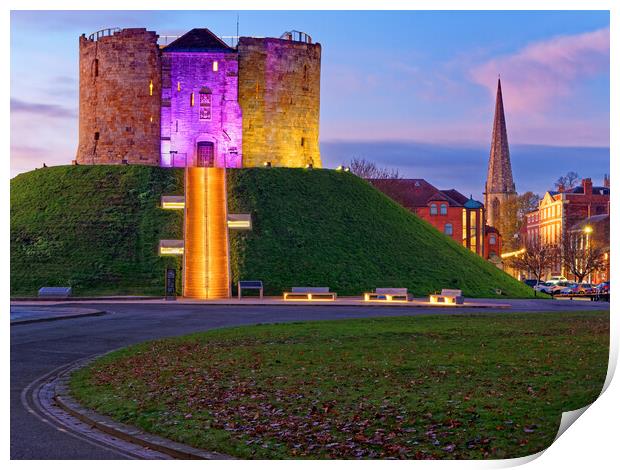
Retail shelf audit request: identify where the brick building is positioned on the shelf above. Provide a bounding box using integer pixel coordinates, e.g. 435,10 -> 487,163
369,179 -> 500,261
76,27 -> 321,169
523,176 -> 610,280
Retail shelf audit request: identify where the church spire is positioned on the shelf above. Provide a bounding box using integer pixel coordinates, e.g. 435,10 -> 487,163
486,78 -> 515,194
484,78 -> 516,229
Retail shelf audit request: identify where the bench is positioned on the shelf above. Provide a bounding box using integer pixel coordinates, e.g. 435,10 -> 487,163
364,288 -> 409,303
283,287 -> 336,301
429,289 -> 464,305
238,280 -> 263,299
38,287 -> 72,298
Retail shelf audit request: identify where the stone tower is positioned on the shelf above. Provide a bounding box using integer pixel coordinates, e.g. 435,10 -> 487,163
484,78 -> 516,230
76,28 -> 161,165
238,32 -> 322,168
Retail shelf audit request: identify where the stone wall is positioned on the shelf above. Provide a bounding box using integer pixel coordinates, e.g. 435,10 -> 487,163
238,37 -> 321,168
76,28 -> 161,165
161,51 -> 242,168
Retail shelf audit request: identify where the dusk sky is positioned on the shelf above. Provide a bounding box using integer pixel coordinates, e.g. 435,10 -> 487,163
10,10 -> 610,199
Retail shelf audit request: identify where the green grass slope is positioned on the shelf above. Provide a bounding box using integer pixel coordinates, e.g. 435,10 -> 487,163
228,168 -> 534,298
11,165 -> 535,298
11,165 -> 183,296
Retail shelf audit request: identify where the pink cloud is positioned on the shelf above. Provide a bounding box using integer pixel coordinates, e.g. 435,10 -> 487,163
469,27 -> 609,114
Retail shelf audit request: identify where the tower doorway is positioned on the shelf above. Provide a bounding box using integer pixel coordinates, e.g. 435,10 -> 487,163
196,141 -> 214,167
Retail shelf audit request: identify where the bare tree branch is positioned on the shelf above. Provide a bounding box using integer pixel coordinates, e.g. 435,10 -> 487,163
507,238 -> 559,282
561,229 -> 607,283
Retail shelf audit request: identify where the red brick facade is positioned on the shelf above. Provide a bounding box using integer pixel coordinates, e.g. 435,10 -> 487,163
369,179 -> 499,260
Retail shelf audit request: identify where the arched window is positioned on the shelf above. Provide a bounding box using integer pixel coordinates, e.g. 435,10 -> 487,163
444,223 -> 453,236
440,203 -> 448,215
489,235 -> 496,245
492,198 -> 500,223
199,87 -> 212,121
430,203 -> 437,215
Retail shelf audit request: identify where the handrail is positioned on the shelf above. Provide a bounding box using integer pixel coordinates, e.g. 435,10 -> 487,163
280,30 -> 312,44
88,27 -> 121,41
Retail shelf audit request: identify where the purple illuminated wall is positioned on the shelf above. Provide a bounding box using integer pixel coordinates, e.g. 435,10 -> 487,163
160,51 -> 242,168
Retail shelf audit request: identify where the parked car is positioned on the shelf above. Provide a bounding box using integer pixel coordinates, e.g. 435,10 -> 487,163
596,281 -> 610,294
523,279 -> 539,288
534,282 -> 554,294
548,281 -> 573,295
547,275 -> 569,285
559,283 -> 580,295
576,283 -> 597,295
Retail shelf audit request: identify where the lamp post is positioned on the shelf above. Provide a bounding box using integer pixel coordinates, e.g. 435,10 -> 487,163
583,225 -> 593,283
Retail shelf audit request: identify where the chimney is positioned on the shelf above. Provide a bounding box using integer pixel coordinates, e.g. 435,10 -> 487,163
582,178 -> 592,195
603,174 -> 610,188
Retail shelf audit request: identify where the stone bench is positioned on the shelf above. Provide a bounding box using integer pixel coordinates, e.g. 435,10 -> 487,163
364,288 -> 409,303
429,289 -> 464,305
283,287 -> 336,301
38,287 -> 73,298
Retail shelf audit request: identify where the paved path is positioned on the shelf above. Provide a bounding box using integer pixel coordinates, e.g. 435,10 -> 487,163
11,299 -> 608,459
10,306 -> 106,324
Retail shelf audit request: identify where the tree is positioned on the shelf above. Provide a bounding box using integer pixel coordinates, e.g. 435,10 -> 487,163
555,171 -> 580,190
561,229 -> 607,283
507,238 -> 559,282
348,158 -> 401,179
499,191 -> 541,251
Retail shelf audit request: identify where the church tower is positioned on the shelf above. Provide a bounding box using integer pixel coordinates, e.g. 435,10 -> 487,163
484,77 -> 516,230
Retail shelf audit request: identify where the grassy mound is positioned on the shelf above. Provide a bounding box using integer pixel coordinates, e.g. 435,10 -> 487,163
228,168 -> 534,297
10,165 -> 183,296
11,165 -> 535,297
70,311 -> 609,459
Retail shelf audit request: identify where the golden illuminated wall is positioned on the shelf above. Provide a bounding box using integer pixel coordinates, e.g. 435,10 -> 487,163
238,37 -> 322,168
183,167 -> 230,299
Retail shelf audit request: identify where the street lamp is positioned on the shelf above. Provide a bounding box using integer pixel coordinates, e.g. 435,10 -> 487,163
583,225 -> 593,283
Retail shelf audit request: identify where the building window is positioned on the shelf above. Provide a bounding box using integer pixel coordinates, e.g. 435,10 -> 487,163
93,59 -> 99,77
489,235 -> 496,245
149,80 -> 153,96
212,61 -> 219,72
199,90 -> 212,121
301,137 -> 305,147
440,203 -> 448,215
190,92 -> 195,107
177,82 -> 181,92
94,132 -> 100,140
444,223 -> 453,236
430,203 -> 437,215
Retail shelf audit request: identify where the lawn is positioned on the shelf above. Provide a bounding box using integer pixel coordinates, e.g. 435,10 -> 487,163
70,311 -> 609,459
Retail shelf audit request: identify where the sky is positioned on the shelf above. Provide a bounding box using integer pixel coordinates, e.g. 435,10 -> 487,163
10,10 -> 610,199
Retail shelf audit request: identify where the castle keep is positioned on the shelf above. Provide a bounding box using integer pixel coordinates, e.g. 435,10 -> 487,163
76,27 -> 322,169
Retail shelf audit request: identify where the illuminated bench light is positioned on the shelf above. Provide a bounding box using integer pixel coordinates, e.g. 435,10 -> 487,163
159,239 -> 184,256
161,195 -> 185,210
227,213 -> 252,230
363,293 -> 408,303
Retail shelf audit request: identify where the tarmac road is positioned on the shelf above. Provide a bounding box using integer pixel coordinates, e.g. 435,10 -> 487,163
10,299 -> 609,459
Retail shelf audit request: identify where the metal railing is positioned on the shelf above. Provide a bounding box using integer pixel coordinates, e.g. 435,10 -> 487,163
280,30 -> 312,44
88,27 -> 121,41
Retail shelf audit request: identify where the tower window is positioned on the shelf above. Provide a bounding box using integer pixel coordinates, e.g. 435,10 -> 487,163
199,90 -> 212,121
301,137 -> 305,147
149,80 -> 153,96
177,82 -> 181,91
212,61 -> 219,72
94,132 -> 100,140
489,235 -> 496,245
93,59 -> 99,77
190,92 -> 195,107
